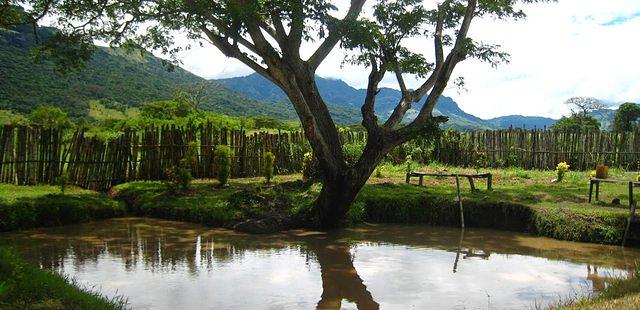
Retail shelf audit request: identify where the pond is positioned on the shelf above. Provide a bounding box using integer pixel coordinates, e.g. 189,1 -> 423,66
1,218 -> 638,309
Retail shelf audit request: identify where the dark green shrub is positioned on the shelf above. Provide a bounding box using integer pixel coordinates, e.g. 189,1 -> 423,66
214,145 -> 232,186
165,141 -> 198,191
263,152 -> 275,183
57,173 -> 69,194
302,152 -> 319,181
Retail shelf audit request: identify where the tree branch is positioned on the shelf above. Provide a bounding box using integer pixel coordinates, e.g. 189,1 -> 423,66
307,0 -> 366,70
200,26 -> 280,87
417,0 -> 476,118
393,0 -> 477,140
410,3 -> 445,102
361,57 -> 385,133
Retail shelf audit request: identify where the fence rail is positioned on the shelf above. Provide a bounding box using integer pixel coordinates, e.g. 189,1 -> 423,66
0,124 -> 639,191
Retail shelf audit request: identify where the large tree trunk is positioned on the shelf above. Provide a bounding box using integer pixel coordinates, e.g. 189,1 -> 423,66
313,135 -> 388,228
314,173 -> 363,228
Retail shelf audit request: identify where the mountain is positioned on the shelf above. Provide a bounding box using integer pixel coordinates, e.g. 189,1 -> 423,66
215,73 -> 495,130
486,115 -> 557,129
0,23 -> 360,123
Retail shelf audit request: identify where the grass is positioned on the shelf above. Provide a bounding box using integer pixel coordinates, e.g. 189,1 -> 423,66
111,178 -> 320,227
0,247 -> 127,309
107,163 -> 636,244
0,184 -> 126,231
358,163 -> 637,244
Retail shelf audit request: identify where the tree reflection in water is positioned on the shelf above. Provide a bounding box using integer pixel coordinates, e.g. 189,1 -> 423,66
304,234 -> 379,310
2,218 -> 638,310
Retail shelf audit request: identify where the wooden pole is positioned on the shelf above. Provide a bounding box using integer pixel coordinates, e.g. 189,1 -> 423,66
455,175 -> 465,228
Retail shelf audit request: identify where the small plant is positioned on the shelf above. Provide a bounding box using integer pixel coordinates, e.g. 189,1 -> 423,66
375,164 -> 384,178
555,162 -> 570,182
342,142 -> 365,166
405,155 -> 413,174
263,151 -> 275,183
214,145 -> 232,186
57,173 -> 69,195
165,141 -> 198,192
302,152 -> 319,181
472,150 -> 488,173
636,174 -> 640,182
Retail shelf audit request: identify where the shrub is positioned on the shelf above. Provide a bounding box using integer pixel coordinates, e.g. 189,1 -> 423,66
165,141 -> 197,191
342,142 -> 365,166
405,155 -> 413,174
263,152 -> 275,183
214,145 -> 232,186
375,164 -> 384,178
555,162 -> 570,182
57,173 -> 69,195
302,152 -> 319,181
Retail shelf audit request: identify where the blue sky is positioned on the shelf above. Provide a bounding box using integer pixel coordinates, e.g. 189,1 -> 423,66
177,0 -> 640,119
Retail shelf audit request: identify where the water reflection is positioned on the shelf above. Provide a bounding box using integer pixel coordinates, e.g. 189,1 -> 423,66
1,218 -> 639,309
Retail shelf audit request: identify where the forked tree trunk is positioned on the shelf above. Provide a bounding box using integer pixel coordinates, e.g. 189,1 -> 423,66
314,173 -> 364,228
313,137 -> 387,228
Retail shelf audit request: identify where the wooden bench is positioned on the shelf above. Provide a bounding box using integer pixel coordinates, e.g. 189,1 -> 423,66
588,178 -> 639,208
405,171 -> 493,192
591,178 -> 640,246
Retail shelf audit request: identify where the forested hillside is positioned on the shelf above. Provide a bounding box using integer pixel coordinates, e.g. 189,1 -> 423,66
0,23 -> 361,123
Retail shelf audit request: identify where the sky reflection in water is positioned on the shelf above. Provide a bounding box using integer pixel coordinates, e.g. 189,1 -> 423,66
1,218 -> 638,310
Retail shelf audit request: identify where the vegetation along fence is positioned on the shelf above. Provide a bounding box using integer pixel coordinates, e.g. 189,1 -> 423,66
0,124 -> 638,191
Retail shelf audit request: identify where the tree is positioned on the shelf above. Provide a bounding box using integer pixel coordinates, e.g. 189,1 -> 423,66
564,97 -> 606,117
5,0 -> 551,227
612,102 -> 640,132
28,105 -> 71,129
173,82 -> 219,114
550,115 -> 600,131
140,100 -> 194,120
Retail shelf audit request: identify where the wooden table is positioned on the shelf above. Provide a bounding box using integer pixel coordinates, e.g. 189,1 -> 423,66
406,171 -> 492,192
588,178 -> 639,208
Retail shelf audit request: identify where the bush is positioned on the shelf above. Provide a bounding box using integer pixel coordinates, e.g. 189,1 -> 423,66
57,173 -> 69,194
165,141 -> 198,191
375,164 -> 384,178
302,152 -> 319,181
263,152 -> 275,183
405,155 -> 413,174
214,145 -> 232,186
342,142 -> 365,166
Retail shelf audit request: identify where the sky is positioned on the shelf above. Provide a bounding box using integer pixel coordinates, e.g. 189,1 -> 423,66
175,0 -> 640,119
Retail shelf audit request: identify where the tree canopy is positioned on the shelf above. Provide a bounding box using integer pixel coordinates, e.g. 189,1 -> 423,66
564,97 -> 606,117
612,102 -> 640,132
551,114 -> 600,132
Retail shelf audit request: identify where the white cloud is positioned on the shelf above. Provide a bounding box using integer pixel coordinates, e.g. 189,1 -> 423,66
176,0 -> 640,119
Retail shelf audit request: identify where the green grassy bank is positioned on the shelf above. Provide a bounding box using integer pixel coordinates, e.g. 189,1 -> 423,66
0,247 -> 126,309
0,184 -> 126,231
111,179 -> 316,228
356,183 -> 627,244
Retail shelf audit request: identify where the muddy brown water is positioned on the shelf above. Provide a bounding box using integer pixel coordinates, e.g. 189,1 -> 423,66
1,218 -> 639,309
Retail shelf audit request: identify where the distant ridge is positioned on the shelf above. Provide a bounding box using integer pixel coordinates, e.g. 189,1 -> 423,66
486,115 -> 557,129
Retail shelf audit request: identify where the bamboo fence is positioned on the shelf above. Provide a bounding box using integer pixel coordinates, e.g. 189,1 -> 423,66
0,124 -> 638,191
